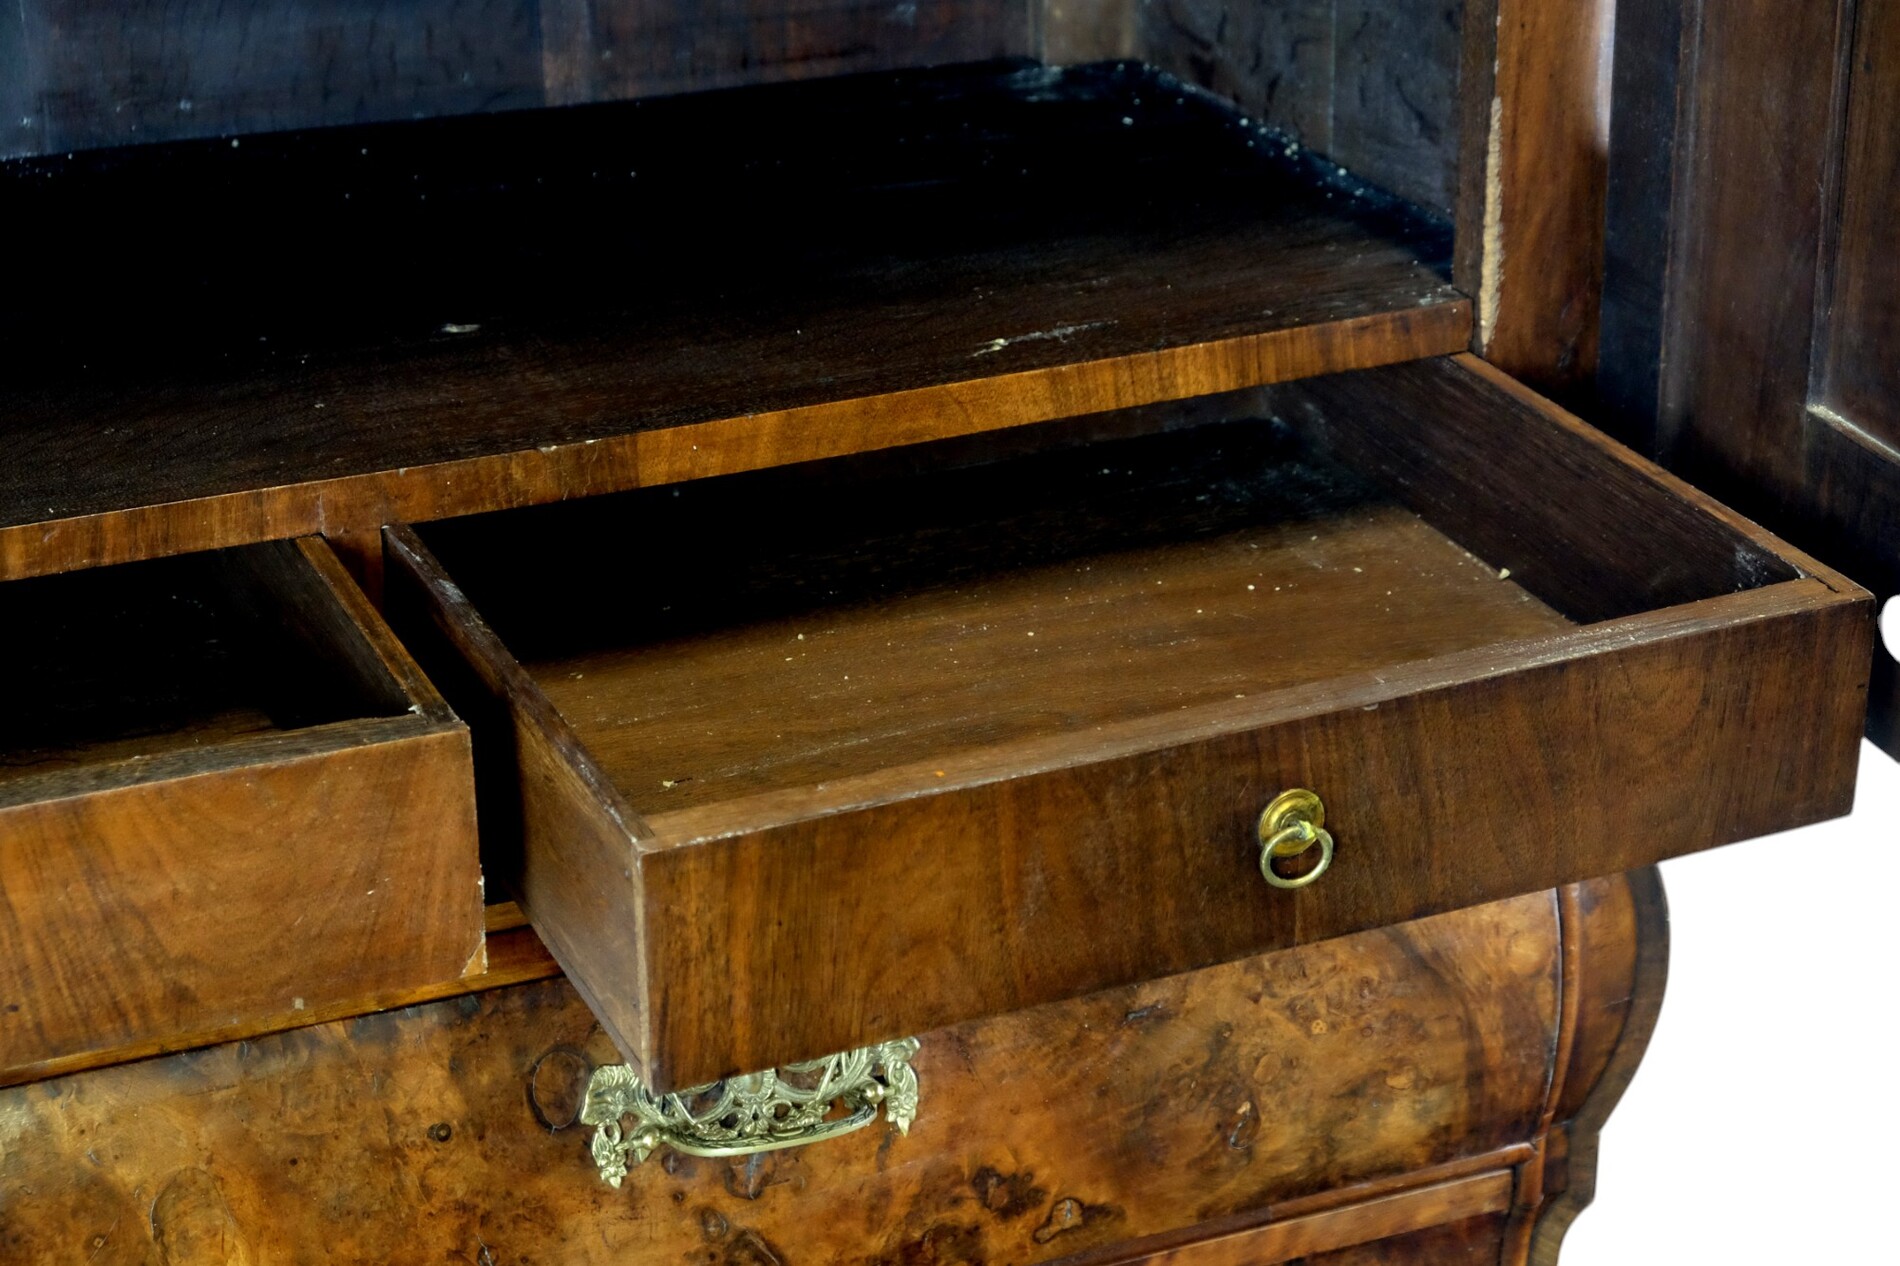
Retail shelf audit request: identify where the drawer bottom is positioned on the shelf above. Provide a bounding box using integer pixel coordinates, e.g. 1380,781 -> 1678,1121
0,873 -> 1663,1266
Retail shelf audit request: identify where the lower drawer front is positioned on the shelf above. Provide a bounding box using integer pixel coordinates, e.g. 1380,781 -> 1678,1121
0,881 -> 1645,1265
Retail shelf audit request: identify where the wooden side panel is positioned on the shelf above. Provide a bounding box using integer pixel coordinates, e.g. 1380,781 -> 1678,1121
3,0 -> 1034,159
0,723 -> 483,1081
1272,357 -> 1803,624
0,891 -> 1561,1264
1455,0 -> 1613,391
382,526 -> 654,1071
635,584 -> 1860,1087
1134,0 -> 1463,213
1818,1 -> 1900,450
1810,4 -> 1900,755
1600,0 -> 1900,754
1277,1214 -> 1509,1266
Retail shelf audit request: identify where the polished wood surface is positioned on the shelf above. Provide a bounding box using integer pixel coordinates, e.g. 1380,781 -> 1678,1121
0,61 -> 1465,583
0,538 -> 485,1086
1088,1179 -> 1512,1266
0,881 -> 1652,1264
1526,869 -> 1668,1265
388,357 -> 1864,1089
1600,0 -> 1900,755
1,909 -> 558,1092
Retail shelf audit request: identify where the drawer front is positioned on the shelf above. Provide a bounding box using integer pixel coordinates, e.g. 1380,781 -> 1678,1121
0,538 -> 484,1082
0,885 -> 1633,1265
637,583 -> 1859,1083
387,355 -> 1868,1089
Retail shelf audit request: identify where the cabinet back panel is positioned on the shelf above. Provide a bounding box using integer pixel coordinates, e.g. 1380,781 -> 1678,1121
1,0 -> 1034,160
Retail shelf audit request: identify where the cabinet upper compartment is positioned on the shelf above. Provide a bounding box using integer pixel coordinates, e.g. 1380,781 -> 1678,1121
0,35 -> 1472,581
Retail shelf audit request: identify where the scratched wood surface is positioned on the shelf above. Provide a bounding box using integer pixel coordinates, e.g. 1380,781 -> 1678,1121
0,883 -> 1640,1265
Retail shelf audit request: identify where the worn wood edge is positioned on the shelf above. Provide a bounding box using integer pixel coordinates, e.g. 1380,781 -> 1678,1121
0,710 -> 452,813
1453,0 -> 1501,317
382,525 -> 651,844
1526,867 -> 1670,1265
0,921 -> 559,1090
1499,883 -> 1588,1262
1049,1169 -> 1517,1266
642,578 -> 1848,847
1458,1 -> 1612,390
296,534 -> 454,722
384,524 -> 659,1071
1450,355 -> 1868,597
0,304 -> 1471,583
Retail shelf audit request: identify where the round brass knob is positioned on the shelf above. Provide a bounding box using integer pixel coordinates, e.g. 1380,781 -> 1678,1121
1257,788 -> 1334,890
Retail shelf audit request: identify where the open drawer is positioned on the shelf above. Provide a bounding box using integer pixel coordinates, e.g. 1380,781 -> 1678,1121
0,538 -> 483,1084
385,355 -> 1871,1091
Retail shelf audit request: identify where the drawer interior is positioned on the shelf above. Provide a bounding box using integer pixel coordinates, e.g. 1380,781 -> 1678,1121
416,360 -> 1803,834
0,545 -> 417,783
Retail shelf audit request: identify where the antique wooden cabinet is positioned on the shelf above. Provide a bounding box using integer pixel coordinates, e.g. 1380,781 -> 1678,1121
0,2 -> 1888,1262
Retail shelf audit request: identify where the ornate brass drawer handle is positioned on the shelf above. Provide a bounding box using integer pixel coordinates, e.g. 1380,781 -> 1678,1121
580,1038 -> 922,1187
1258,788 -> 1334,890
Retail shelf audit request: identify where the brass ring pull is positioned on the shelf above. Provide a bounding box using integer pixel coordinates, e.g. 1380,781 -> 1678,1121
1258,788 -> 1334,890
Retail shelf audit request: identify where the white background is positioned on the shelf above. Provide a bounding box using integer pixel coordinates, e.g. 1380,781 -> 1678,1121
1563,733 -> 1899,1262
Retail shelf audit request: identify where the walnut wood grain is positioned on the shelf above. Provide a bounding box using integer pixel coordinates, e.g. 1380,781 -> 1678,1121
0,538 -> 485,1085
388,359 -> 1865,1089
1068,1175 -> 1514,1266
1274,1214 -> 1509,1266
0,921 -> 559,1092
0,62 -> 1465,583
1454,0 -> 1612,393
0,889 -> 1577,1264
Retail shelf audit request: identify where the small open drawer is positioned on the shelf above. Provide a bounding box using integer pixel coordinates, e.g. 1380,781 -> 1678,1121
386,355 -> 1870,1091
0,538 -> 483,1083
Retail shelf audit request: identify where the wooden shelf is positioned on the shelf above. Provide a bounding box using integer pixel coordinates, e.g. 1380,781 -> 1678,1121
0,61 -> 1468,580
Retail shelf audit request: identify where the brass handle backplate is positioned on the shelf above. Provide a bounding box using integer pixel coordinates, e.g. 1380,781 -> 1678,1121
1258,788 -> 1334,890
579,1038 -> 920,1187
